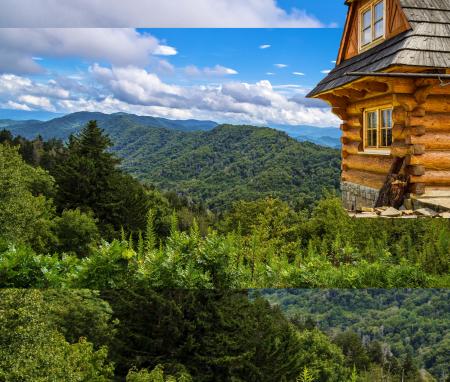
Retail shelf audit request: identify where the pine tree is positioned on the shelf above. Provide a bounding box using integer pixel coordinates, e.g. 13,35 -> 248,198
146,209 -> 156,253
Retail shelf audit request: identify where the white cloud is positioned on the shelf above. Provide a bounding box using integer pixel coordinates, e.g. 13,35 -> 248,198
293,72 -> 305,76
0,28 -> 177,74
4,101 -> 32,111
321,70 -> 331,74
153,45 -> 178,56
0,0 -> 329,28
331,60 -> 336,64
266,72 -> 275,75
184,65 -> 238,77
18,94 -> 53,109
0,68 -> 340,127
274,64 -> 287,68
260,44 -> 271,49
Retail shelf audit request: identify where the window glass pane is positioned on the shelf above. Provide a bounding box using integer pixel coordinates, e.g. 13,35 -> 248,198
386,128 -> 392,146
375,20 -> 384,38
363,28 -> 372,45
368,111 -> 377,128
371,129 -> 377,147
382,109 -> 392,128
363,9 -> 372,28
375,2 -> 384,21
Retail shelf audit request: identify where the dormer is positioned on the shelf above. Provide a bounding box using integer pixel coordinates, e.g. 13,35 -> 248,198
337,0 -> 410,64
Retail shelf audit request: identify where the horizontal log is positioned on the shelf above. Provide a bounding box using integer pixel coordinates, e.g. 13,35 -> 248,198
406,133 -> 450,150
342,169 -> 386,189
347,95 -> 393,114
422,96 -> 450,113
405,165 -> 425,176
342,128 -> 362,142
342,154 -> 392,174
350,81 -> 389,93
344,116 -> 362,128
409,113 -> 450,131
342,142 -> 362,157
393,125 -> 426,140
409,152 -> 450,170
410,171 -> 450,185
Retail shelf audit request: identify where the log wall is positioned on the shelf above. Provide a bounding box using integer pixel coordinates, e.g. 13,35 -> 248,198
319,75 -> 450,202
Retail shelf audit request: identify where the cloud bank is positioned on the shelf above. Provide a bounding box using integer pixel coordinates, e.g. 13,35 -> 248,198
0,67 -> 339,127
0,0 -> 329,28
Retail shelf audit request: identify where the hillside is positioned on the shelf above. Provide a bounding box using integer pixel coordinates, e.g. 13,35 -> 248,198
2,116 -> 341,210
1,111 -> 342,148
263,289 -> 449,379
112,124 -> 341,210
1,111 -> 218,140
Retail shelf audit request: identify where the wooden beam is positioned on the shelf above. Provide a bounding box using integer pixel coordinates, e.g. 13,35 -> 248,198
342,128 -> 362,142
342,142 -> 362,157
405,165 -> 425,176
342,154 -> 392,174
342,169 -> 385,189
393,125 -> 426,140
406,134 -> 450,150
409,113 -> 450,131
410,171 -> 450,185
409,152 -> 450,170
351,81 -> 389,93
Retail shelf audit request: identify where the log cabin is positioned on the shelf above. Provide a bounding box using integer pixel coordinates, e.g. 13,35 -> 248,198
307,0 -> 450,211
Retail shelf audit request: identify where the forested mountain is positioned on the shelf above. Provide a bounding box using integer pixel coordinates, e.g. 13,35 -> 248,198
263,289 -> 449,380
114,124 -> 341,210
1,119 -> 341,210
0,111 -> 218,140
0,110 -> 342,147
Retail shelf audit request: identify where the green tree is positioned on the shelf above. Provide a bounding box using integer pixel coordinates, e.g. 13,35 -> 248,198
0,289 -> 113,381
0,143 -> 56,251
54,209 -> 100,257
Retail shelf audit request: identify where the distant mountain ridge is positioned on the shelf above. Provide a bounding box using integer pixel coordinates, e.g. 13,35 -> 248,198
0,113 -> 341,209
0,111 -> 218,140
0,111 -> 341,147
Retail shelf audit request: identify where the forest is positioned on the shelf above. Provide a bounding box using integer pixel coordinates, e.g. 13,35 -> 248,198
0,121 -> 449,381
1,288 -> 445,381
0,123 -> 449,289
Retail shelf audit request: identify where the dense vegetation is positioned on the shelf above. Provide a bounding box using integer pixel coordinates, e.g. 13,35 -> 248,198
263,289 -> 449,381
1,288 -> 444,381
1,113 -> 341,210
0,123 -> 449,288
1,121 -> 449,380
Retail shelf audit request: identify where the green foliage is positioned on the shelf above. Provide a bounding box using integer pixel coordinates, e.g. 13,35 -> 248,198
0,143 -> 56,251
0,289 -> 114,381
54,209 -> 100,257
126,365 -> 192,382
264,289 -> 450,380
115,124 -> 340,210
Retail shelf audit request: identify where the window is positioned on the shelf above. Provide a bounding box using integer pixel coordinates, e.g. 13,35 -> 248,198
360,0 -> 385,49
364,107 -> 393,150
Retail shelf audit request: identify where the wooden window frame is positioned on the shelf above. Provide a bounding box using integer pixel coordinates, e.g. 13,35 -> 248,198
359,0 -> 386,52
363,105 -> 393,155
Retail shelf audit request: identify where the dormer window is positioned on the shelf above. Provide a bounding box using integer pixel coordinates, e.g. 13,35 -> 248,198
360,0 -> 385,50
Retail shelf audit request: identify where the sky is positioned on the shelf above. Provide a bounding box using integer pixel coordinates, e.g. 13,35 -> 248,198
0,0 -> 348,127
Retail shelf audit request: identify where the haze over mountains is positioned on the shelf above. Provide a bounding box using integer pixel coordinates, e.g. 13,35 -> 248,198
0,111 -> 341,148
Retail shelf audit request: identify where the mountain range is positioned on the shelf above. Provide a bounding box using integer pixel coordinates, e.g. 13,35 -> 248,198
0,111 -> 341,148
0,111 -> 341,210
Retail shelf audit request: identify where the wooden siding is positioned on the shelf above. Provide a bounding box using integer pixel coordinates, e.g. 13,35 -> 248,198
337,0 -> 410,64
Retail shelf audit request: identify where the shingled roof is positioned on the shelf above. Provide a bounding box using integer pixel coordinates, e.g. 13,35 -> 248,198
307,0 -> 450,97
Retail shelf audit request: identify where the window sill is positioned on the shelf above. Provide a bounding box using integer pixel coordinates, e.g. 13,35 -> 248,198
360,149 -> 391,156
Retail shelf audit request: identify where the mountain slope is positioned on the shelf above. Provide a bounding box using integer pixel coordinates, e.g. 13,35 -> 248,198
3,111 -> 218,140
113,124 -> 341,210
2,111 -> 342,147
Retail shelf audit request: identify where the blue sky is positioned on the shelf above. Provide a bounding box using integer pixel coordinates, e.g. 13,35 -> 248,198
0,0 -> 347,127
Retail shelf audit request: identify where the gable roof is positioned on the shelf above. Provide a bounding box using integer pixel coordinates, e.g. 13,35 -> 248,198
307,0 -> 450,98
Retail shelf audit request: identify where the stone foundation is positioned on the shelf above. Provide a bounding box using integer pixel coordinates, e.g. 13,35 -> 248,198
341,181 -> 380,211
